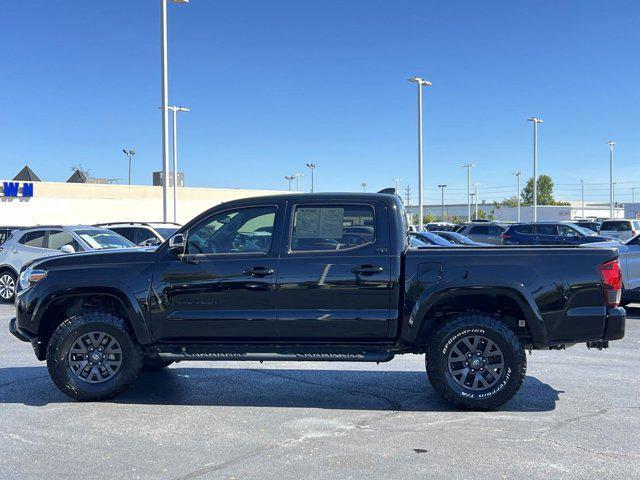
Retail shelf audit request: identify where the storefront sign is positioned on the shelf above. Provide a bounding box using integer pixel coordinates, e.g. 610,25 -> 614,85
2,182 -> 34,198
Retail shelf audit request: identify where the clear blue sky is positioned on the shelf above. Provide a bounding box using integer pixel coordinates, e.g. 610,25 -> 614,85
1,0 -> 639,204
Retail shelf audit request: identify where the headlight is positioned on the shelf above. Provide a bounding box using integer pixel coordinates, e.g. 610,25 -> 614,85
19,269 -> 47,290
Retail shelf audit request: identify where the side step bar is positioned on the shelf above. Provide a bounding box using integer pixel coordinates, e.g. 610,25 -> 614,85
156,349 -> 394,363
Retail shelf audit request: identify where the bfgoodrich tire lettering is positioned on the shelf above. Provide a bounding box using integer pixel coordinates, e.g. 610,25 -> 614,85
46,313 -> 142,401
426,313 -> 526,410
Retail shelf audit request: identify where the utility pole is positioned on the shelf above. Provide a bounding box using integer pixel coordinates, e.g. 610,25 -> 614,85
361,182 -> 367,192
408,76 -> 432,231
528,117 -> 543,222
581,180 -> 585,218
513,171 -> 524,223
608,140 -> 616,218
393,178 -> 401,192
306,163 -> 316,192
474,183 -> 480,219
461,164 -> 476,222
405,185 -> 411,208
285,175 -> 294,191
293,172 -> 304,192
438,184 -> 447,220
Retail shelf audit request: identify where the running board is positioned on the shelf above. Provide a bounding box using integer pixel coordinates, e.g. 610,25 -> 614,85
156,349 -> 394,363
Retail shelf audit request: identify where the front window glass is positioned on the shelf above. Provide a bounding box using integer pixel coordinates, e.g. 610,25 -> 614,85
535,225 -> 557,235
77,230 -> 135,249
47,230 -> 81,251
187,206 -> 276,254
154,227 -> 179,240
291,205 -> 375,252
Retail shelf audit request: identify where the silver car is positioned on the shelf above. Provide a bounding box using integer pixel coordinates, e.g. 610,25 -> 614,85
455,223 -> 506,245
0,225 -> 134,302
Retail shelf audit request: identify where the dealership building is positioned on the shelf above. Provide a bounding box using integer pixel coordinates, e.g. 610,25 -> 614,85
1,166 -> 288,226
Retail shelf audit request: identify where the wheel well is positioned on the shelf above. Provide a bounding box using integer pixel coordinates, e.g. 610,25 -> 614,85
414,292 -> 533,350
36,294 -> 135,359
0,266 -> 18,277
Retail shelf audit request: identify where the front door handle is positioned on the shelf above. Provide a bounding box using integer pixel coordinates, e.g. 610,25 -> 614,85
351,264 -> 384,276
243,266 -> 275,277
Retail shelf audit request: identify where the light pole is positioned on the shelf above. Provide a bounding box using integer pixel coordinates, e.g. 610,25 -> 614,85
474,183 -> 480,219
581,179 -> 585,218
513,171 -> 524,223
461,164 -> 476,221
613,181 -> 617,214
438,184 -> 447,220
469,192 -> 476,219
306,163 -> 316,192
528,117 -> 543,222
408,76 -> 432,231
168,106 -> 189,222
122,149 -> 135,186
608,140 -> 616,218
361,182 -> 367,192
293,173 -> 304,192
393,178 -> 401,192
285,175 -> 294,191
161,0 -> 189,222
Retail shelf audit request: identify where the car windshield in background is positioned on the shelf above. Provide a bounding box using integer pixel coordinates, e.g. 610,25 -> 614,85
443,231 -> 476,244
77,230 -> 134,249
573,225 -> 596,236
154,227 -> 179,239
415,232 -> 453,246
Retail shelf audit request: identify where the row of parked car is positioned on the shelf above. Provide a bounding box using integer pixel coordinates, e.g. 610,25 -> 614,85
0,222 -> 181,302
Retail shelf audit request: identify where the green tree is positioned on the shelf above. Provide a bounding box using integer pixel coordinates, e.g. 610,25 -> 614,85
521,174 -> 556,205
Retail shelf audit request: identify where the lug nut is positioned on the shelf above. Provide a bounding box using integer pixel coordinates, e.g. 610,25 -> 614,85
476,351 -> 482,356
470,369 -> 475,373
483,358 -> 487,363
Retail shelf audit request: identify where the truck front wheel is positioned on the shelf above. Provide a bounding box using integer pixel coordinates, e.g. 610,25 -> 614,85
46,313 -> 142,401
426,313 -> 526,410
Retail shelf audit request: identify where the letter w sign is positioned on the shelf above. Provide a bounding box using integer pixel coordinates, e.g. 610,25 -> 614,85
2,182 -> 34,197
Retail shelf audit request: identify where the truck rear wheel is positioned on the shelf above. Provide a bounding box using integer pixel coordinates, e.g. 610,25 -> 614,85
46,313 -> 142,401
426,313 -> 526,410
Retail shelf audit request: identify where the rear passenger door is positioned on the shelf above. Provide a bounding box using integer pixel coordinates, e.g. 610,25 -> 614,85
275,200 -> 394,342
14,230 -> 47,266
534,224 -> 560,244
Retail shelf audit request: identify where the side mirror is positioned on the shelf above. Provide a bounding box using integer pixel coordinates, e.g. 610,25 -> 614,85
168,233 -> 186,254
139,237 -> 161,246
59,244 -> 76,254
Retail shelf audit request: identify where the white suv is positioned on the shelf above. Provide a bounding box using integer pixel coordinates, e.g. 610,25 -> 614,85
599,219 -> 640,242
98,222 -> 181,246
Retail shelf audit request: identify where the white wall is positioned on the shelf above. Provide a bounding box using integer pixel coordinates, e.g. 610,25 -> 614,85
0,181 -> 289,226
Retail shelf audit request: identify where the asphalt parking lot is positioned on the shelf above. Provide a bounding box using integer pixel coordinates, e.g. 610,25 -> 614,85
1,304 -> 639,480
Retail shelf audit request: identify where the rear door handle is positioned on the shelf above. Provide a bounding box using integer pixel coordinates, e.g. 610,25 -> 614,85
243,266 -> 275,277
351,264 -> 384,276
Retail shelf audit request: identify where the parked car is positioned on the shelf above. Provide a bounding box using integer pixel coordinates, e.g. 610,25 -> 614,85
455,223 -> 506,245
573,220 -> 602,233
0,226 -> 21,245
10,192 -> 625,410
410,231 -> 457,246
424,222 -> 458,232
599,219 -> 640,242
97,222 -> 181,246
501,222 -> 612,245
583,235 -> 640,306
432,230 -> 491,246
0,226 -> 134,302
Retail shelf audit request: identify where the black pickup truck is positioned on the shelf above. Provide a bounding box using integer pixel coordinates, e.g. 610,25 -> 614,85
10,192 -> 626,409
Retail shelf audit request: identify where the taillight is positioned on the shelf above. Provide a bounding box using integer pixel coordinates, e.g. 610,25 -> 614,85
598,259 -> 622,307
501,234 -> 511,240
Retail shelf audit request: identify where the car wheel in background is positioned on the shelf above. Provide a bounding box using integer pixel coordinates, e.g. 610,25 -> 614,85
0,270 -> 17,303
426,313 -> 526,410
46,312 -> 142,401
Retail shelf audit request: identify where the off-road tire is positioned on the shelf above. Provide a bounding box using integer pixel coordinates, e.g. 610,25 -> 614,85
426,313 -> 526,410
46,313 -> 142,401
142,356 -> 174,371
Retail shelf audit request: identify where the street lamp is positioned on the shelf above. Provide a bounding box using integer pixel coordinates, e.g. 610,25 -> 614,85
160,0 -> 189,222
361,182 -> 367,192
513,171 -> 524,223
608,140 -> 616,218
473,183 -> 481,219
169,106 -> 189,222
438,184 -> 447,220
293,172 -> 304,192
306,163 -> 316,192
528,117 -> 543,222
408,76 -> 432,231
284,175 -> 294,191
393,178 -> 401,193
613,181 -> 618,214
461,164 -> 476,221
122,149 -> 135,186
580,179 -> 585,218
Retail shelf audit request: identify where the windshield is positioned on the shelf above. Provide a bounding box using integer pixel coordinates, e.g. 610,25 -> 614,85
445,231 -> 475,244
154,227 -> 179,240
415,232 -> 453,246
77,229 -> 135,250
573,225 -> 596,236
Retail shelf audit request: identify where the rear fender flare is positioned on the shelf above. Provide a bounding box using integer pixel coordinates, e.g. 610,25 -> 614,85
406,281 -> 549,348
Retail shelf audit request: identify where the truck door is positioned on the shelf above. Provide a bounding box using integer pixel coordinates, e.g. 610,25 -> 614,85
149,202 -> 284,341
275,200 -> 393,342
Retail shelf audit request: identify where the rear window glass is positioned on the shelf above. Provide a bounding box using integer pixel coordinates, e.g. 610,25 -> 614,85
19,230 -> 46,247
601,221 -> 632,231
468,226 -> 489,235
513,225 -> 534,234
535,225 -> 558,235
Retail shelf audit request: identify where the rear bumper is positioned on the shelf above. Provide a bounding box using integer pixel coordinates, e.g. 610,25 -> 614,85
604,306 -> 625,341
